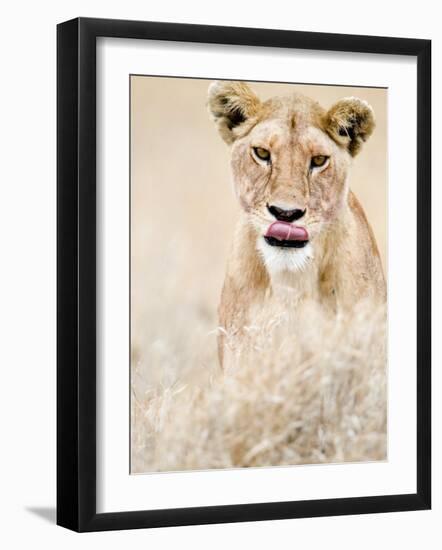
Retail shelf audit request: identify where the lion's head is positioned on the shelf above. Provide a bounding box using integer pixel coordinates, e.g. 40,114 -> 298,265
208,81 -> 375,272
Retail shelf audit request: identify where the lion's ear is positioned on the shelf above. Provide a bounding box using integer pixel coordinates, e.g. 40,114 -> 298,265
208,81 -> 262,144
324,97 -> 375,156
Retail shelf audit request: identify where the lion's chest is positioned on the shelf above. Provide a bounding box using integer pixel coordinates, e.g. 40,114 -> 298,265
269,268 -> 323,309
248,267 -> 333,327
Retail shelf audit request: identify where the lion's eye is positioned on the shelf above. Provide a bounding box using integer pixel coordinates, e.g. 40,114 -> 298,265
253,147 -> 271,163
310,155 -> 329,169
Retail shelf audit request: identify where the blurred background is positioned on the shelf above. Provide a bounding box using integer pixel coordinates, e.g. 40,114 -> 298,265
130,77 -> 387,469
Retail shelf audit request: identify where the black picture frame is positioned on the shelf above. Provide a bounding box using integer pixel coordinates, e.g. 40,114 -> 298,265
57,17 -> 431,532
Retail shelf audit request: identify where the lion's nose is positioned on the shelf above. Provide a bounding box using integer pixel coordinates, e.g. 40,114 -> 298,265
267,204 -> 306,222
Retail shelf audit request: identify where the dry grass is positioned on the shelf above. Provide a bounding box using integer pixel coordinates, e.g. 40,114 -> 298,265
131,298 -> 387,473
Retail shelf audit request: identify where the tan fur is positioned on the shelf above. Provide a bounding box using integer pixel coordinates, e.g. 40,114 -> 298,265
208,81 -> 385,366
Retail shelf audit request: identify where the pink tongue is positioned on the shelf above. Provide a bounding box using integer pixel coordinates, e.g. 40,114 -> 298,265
265,221 -> 308,241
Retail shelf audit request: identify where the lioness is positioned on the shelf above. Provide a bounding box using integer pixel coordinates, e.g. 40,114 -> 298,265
208,81 -> 386,366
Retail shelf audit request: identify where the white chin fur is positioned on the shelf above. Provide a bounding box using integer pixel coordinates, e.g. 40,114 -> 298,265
257,238 -> 314,273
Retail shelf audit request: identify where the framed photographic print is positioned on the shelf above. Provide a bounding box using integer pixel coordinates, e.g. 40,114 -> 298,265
57,17 -> 431,532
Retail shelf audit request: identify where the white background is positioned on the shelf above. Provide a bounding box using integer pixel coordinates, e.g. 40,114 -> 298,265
0,1 -> 439,548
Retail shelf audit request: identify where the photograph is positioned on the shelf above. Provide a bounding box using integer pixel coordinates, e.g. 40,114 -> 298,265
130,76 -> 388,474
55,14 -> 431,535
0,0 -> 434,541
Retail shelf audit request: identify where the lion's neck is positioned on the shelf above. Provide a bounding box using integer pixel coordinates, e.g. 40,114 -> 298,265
229,212 -> 346,306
